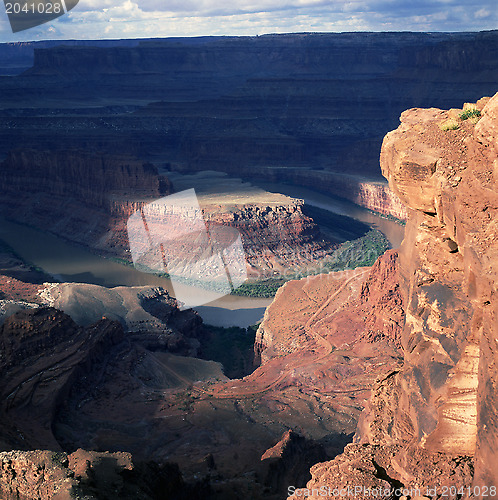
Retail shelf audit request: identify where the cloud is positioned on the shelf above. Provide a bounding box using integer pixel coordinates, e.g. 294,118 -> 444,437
0,0 -> 496,42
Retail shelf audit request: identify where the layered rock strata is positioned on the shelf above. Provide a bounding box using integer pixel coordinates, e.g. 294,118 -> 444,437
0,149 -> 338,278
291,94 -> 498,498
0,149 -> 171,211
0,149 -> 171,260
201,198 -> 337,277
1,33 -> 496,221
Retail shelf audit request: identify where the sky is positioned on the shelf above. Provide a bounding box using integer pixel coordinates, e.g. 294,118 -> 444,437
0,0 -> 496,42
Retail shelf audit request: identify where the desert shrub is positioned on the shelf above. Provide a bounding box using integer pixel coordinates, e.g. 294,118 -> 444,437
459,108 -> 481,121
439,119 -> 459,131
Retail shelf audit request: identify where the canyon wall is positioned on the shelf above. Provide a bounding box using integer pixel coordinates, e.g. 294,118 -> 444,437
0,149 -> 174,263
291,95 -> 498,498
237,166 -> 409,220
0,32 -> 496,221
0,149 -> 171,213
0,149 -> 339,277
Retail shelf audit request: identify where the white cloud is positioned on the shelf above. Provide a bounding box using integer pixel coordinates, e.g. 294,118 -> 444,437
474,8 -> 490,19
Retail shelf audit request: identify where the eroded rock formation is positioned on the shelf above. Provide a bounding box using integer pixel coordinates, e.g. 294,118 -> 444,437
0,308 -> 124,451
254,249 -> 403,366
39,283 -> 203,354
290,94 -> 498,498
0,449 -> 191,500
202,198 -> 336,277
259,430 -> 328,495
0,149 -> 338,278
0,149 -> 172,261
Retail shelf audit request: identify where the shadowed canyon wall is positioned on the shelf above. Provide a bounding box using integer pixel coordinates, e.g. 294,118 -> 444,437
0,32 -> 496,218
0,149 -> 338,276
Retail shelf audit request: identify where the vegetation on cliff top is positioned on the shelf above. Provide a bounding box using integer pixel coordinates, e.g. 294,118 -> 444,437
459,107 -> 481,121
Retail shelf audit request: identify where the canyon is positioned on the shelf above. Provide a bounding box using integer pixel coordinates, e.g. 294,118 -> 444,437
0,94 -> 496,498
290,94 -> 498,498
0,249 -> 404,499
0,32 -> 497,500
0,149 -> 346,282
1,32 -> 497,218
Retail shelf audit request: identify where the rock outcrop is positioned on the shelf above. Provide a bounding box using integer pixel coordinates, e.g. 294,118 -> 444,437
0,449 -> 190,500
290,94 -> 498,498
259,430 -> 328,495
39,283 -> 203,354
0,308 -> 124,451
202,197 -> 337,277
254,249 -> 403,365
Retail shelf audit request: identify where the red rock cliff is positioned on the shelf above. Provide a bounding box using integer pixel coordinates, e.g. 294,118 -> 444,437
291,94 -> 498,498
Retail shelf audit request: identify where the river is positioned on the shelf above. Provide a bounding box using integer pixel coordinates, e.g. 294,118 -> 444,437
0,184 -> 404,328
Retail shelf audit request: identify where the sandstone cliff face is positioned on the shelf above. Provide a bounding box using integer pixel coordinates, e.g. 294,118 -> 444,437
380,94 -> 498,488
291,95 -> 498,498
0,149 -> 172,262
230,166 -> 408,220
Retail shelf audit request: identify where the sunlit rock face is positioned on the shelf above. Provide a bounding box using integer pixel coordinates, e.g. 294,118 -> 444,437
290,94 -> 498,498
380,95 -> 498,466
